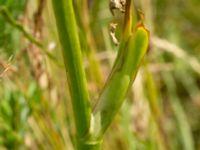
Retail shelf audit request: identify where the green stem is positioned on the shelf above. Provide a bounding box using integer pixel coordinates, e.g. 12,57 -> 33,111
51,0 -> 91,139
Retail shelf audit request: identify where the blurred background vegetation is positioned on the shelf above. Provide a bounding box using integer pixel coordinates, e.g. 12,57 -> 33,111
0,0 -> 200,149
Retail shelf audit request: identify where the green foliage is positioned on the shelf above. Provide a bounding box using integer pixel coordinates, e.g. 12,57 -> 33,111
0,0 -> 27,56
0,90 -> 29,149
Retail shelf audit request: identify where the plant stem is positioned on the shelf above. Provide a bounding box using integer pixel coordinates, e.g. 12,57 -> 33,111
51,0 -> 91,139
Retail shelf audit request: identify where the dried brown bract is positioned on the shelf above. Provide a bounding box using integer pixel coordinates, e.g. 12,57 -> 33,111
109,0 -> 126,16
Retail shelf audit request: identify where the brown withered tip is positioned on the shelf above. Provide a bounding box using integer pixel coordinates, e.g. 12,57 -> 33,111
109,0 -> 126,16
109,23 -> 119,46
